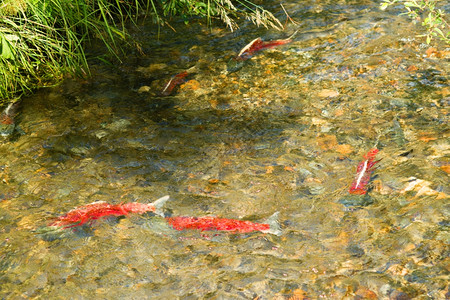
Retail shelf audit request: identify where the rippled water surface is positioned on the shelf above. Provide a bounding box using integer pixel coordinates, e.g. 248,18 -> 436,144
1,0 -> 449,298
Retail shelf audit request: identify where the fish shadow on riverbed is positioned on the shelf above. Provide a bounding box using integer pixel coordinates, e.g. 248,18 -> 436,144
36,215 -> 128,242
36,224 -> 95,242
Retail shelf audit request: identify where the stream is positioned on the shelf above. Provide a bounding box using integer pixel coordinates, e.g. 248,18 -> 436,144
0,0 -> 449,298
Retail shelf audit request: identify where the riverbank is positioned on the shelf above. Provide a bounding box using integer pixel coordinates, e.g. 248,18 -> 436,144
0,0 -> 281,104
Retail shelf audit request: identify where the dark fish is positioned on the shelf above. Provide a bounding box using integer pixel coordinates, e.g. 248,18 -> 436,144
0,101 -> 20,137
393,118 -> 407,146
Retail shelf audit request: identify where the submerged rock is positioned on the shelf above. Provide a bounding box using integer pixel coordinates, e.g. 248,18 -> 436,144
226,57 -> 246,73
338,194 -> 374,207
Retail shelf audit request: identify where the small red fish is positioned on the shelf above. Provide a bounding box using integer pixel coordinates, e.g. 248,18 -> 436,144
349,148 -> 380,195
0,114 -> 13,125
161,71 -> 189,96
49,196 -> 170,228
0,101 -> 19,125
166,212 -> 281,235
236,37 -> 293,61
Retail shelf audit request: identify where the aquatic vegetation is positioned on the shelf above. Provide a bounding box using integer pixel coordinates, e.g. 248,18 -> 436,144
381,0 -> 449,44
0,0 -> 282,103
160,0 -> 282,31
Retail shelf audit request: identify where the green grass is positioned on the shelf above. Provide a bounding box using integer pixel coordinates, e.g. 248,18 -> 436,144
0,0 -> 282,104
381,0 -> 449,44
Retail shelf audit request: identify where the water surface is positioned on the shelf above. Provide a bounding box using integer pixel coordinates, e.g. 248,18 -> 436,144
0,0 -> 449,298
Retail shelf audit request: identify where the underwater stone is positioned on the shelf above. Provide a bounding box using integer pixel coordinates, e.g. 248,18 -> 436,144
347,244 -> 365,257
0,123 -> 15,137
338,194 -> 374,207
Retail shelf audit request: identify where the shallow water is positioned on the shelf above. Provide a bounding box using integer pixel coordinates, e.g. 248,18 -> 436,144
1,0 -> 449,298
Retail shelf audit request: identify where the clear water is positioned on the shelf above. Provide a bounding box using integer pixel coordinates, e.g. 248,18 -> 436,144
0,0 -> 449,298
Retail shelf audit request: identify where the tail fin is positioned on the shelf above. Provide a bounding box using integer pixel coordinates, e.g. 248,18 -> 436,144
152,195 -> 170,216
264,212 -> 282,236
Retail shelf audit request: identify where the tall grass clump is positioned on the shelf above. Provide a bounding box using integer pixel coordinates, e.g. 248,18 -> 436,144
160,0 -> 282,31
0,0 -> 281,104
0,0 -> 140,103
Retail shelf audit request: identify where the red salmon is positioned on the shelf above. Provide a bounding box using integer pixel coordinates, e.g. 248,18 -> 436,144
49,196 -> 169,228
349,148 -> 380,195
166,212 -> 281,235
237,37 -> 293,60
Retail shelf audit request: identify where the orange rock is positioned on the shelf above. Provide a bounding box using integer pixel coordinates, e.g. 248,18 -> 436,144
392,57 -> 403,65
424,47 -> 448,58
407,65 -> 418,72
436,87 -> 450,97
265,166 -> 274,174
284,166 -> 295,172
304,177 -> 321,183
317,134 -> 338,151
336,144 -> 353,156
440,165 -> 450,174
426,47 -> 437,57
317,89 -> 340,98
209,99 -> 218,109
334,109 -> 344,117
180,79 -> 200,91
418,133 -> 437,142
355,287 -> 378,299
288,289 -> 308,300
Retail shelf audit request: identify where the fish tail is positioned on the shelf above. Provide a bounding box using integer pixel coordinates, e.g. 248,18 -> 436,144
151,195 -> 170,216
264,212 -> 282,236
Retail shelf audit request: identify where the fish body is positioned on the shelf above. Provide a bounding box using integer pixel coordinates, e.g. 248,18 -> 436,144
161,71 -> 189,96
349,148 -> 379,195
237,37 -> 293,60
227,36 -> 293,72
166,212 -> 282,235
45,195 -> 282,236
49,196 -> 170,228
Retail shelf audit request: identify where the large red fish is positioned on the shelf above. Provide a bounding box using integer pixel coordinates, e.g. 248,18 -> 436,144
166,212 -> 282,235
49,196 -> 170,228
349,148 -> 380,195
47,196 -> 282,236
